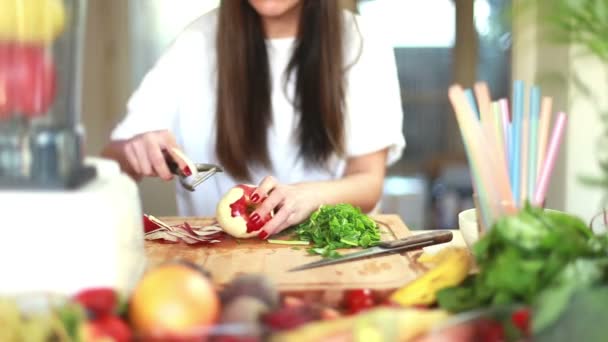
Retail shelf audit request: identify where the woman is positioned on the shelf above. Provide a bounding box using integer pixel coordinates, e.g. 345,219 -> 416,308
103,0 -> 405,238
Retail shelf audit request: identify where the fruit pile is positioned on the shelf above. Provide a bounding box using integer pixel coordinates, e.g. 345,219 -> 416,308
0,0 -> 65,120
0,247 -> 532,341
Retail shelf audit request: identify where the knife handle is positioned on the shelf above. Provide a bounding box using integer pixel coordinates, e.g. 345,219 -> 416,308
379,231 -> 453,249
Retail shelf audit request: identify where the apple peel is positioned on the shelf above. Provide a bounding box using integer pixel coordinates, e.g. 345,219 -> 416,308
143,214 -> 223,245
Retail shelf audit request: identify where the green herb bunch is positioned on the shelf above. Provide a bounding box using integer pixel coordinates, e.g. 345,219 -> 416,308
436,204 -> 608,335
295,203 -> 380,258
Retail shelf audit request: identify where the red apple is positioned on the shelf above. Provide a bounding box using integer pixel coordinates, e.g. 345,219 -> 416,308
80,315 -> 132,342
73,288 -> 118,318
0,43 -> 57,119
216,184 -> 272,238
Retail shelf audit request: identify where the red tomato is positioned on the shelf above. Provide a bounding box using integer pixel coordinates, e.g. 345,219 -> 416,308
344,289 -> 376,314
511,308 -> 531,335
0,43 -> 57,119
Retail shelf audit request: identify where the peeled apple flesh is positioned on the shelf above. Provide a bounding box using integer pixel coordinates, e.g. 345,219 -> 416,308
0,0 -> 66,43
216,184 -> 272,239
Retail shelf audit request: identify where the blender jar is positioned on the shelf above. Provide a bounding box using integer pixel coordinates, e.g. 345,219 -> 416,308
0,0 -> 95,189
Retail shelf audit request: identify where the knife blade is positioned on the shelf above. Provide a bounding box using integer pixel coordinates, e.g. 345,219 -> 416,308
288,230 -> 453,272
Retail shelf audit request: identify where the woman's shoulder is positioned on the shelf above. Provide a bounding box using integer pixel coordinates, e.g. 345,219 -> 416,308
341,9 -> 393,67
342,9 -> 389,45
165,9 -> 219,57
180,8 -> 219,39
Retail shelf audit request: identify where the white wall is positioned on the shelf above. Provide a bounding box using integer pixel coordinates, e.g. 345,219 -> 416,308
564,51 -> 607,221
511,0 -> 607,222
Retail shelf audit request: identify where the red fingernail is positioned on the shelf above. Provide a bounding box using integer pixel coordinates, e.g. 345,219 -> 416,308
183,166 -> 192,176
251,194 -> 260,203
250,213 -> 260,223
258,231 -> 268,239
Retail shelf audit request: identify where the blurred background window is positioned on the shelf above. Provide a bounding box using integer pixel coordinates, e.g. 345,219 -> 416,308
358,0 -> 512,229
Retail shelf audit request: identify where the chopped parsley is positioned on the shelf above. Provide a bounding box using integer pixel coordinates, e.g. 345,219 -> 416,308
295,203 -> 380,258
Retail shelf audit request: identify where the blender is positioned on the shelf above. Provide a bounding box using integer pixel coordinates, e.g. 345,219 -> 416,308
0,0 -> 146,296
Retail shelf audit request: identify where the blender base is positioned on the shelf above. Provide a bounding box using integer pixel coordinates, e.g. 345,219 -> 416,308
0,157 -> 147,297
0,121 -> 99,190
0,165 -> 97,190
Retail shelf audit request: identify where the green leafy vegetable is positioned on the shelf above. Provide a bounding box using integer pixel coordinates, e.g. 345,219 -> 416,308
295,203 -> 380,258
436,203 -> 608,335
534,286 -> 608,342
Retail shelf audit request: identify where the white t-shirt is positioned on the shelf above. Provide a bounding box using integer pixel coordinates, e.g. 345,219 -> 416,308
111,9 -> 405,216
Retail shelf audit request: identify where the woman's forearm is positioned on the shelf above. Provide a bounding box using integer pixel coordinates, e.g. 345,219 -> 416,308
298,171 -> 384,213
101,141 -> 141,181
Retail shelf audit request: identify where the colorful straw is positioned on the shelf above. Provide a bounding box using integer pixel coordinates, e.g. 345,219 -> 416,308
521,115 -> 528,206
534,112 -> 567,206
465,88 -> 480,119
493,102 -> 508,174
511,81 -> 524,205
499,99 -> 511,159
528,86 -> 540,201
475,83 -> 514,214
537,97 -> 553,179
449,85 -> 497,228
448,81 -> 566,232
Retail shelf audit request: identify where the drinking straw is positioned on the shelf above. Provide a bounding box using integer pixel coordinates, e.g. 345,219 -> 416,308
475,83 -> 515,215
533,112 -> 567,206
511,80 -> 525,205
493,102 -> 508,172
528,86 -> 541,201
448,85 -> 496,229
499,99 -> 511,159
465,88 -> 480,119
520,113 -> 528,205
537,97 -> 553,179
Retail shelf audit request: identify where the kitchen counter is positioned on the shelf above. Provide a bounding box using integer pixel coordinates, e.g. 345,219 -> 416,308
144,216 -> 467,293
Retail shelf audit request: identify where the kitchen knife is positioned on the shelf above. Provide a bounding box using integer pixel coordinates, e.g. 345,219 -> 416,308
288,230 -> 453,272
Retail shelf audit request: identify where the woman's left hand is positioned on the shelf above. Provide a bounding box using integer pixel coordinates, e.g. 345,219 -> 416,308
249,176 -> 321,239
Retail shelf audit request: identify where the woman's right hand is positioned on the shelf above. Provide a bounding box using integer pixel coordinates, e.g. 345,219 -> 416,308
103,130 -> 189,181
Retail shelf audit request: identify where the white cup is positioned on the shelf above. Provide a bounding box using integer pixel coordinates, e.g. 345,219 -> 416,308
458,207 -> 564,249
458,208 -> 480,249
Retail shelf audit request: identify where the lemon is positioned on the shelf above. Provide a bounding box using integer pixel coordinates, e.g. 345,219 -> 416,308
0,0 -> 66,43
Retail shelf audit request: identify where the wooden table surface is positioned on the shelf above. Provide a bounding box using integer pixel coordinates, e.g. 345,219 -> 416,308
143,215 -> 465,291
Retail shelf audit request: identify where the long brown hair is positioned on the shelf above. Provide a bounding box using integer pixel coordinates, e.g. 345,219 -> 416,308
216,0 -> 346,181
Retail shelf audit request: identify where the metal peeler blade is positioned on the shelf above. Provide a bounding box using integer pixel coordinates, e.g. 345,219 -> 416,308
179,163 -> 223,192
164,150 -> 223,191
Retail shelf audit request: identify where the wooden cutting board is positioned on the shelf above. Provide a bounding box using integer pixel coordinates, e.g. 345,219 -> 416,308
144,214 -> 428,291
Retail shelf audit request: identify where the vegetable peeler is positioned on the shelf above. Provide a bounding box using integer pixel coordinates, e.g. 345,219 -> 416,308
164,151 -> 223,192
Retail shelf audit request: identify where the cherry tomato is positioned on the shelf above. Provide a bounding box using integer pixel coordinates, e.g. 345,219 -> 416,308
0,43 -> 57,119
344,289 -> 376,314
511,308 -> 531,335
